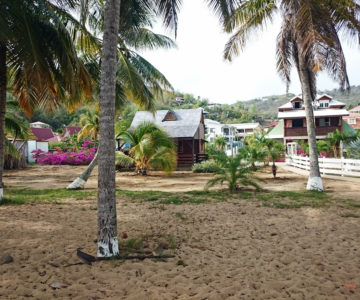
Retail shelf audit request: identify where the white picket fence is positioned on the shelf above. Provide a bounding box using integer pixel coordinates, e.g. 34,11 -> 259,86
286,155 -> 360,177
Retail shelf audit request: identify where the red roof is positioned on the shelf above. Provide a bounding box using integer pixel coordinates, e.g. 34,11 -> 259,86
268,121 -> 279,128
65,126 -> 82,136
30,128 -> 54,141
350,105 -> 360,113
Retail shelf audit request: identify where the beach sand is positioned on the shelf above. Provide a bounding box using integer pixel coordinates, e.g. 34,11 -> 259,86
1,165 -> 359,299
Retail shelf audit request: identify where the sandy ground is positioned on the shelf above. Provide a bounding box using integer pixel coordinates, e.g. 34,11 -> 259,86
1,165 -> 360,299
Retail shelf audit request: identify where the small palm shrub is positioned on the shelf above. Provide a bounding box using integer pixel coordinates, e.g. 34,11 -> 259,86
205,150 -> 261,193
192,160 -> 221,173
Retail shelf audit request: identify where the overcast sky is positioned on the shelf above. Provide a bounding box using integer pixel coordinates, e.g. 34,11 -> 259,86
141,0 -> 360,104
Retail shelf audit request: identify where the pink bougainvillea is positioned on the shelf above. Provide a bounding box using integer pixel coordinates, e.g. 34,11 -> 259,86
32,142 -> 97,165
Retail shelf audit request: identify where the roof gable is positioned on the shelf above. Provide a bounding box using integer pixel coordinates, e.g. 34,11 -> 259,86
162,110 -> 177,121
130,108 -> 203,138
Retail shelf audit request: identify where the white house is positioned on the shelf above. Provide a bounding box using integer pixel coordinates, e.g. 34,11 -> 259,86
232,122 -> 262,138
205,119 -> 240,156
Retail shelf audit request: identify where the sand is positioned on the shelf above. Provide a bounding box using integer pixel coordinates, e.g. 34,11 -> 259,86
1,165 -> 360,299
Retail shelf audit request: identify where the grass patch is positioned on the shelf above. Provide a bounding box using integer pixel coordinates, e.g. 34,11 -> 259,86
255,191 -> 331,209
341,213 -> 360,218
1,189 -> 96,205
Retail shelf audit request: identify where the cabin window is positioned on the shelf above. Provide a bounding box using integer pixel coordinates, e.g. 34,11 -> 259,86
163,111 -> 177,121
292,119 -> 304,128
293,101 -> 302,109
319,101 -> 329,108
177,141 -> 183,153
319,117 -> 330,127
348,118 -> 356,125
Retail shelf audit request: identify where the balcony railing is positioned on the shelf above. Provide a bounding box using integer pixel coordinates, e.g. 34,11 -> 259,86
285,126 -> 341,137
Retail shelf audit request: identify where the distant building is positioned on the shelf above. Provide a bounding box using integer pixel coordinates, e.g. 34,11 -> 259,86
63,126 -> 82,138
232,123 -> 262,138
204,119 -> 239,155
267,94 -> 354,145
30,121 -> 50,128
343,105 -> 360,130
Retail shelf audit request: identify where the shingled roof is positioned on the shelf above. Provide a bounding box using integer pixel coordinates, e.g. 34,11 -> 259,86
30,128 -> 54,141
130,108 -> 203,138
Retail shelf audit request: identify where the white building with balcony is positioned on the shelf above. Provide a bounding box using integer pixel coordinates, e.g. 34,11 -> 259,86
205,119 -> 240,155
232,122 -> 262,138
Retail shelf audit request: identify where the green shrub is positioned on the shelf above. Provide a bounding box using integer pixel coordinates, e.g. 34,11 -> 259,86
192,160 -> 221,173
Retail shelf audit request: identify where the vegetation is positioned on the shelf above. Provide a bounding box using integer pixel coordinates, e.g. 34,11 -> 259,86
205,150 -> 260,193
223,0 -> 360,191
116,122 -> 177,175
192,160 -> 221,173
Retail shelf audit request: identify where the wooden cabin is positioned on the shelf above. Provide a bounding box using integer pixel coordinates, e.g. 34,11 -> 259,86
128,108 -> 207,167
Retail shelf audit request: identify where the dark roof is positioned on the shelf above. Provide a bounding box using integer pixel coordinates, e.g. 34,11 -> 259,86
30,128 -> 54,141
65,126 -> 82,136
130,108 -> 203,138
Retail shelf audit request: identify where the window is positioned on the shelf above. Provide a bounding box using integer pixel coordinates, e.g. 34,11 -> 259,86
223,128 -> 229,135
319,101 -> 329,108
210,128 -> 215,133
293,102 -> 302,109
238,129 -> 245,133
319,117 -> 330,127
292,119 -> 304,128
348,118 -> 356,125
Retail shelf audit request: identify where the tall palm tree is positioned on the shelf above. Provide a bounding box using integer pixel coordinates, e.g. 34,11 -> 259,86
0,0 -> 92,201
117,122 -> 177,175
93,0 -> 244,257
223,0 -> 360,191
67,1 -> 178,190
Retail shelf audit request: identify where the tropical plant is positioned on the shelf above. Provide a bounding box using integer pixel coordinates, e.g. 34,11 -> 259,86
243,145 -> 267,169
78,107 -> 100,140
214,135 -> 227,151
224,0 -> 360,191
263,139 -> 285,177
326,129 -> 356,158
116,122 -> 177,175
192,160 -> 221,173
205,149 -> 260,193
347,137 -> 360,159
0,0 -> 92,200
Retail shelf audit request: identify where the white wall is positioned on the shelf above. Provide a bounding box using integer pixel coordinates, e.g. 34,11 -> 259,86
27,140 -> 49,163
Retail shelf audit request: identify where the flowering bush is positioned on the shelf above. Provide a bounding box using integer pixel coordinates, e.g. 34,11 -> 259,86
275,152 -> 286,162
32,144 -> 97,165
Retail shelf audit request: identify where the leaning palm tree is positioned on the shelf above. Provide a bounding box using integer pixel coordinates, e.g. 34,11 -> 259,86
117,122 -> 177,175
224,0 -> 360,191
0,0 -> 92,201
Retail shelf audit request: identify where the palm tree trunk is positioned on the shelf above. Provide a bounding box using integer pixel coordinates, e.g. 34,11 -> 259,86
67,151 -> 98,189
97,0 -> 121,258
0,42 -> 7,201
297,56 -> 323,191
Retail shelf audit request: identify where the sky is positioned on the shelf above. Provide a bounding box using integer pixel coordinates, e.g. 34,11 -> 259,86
141,0 -> 360,104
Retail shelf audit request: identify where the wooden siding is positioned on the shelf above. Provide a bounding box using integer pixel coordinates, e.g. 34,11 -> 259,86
285,125 -> 342,137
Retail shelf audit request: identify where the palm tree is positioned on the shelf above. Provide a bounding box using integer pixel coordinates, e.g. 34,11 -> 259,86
92,0 -> 245,257
0,0 -> 92,201
78,107 -> 100,141
326,129 -> 355,158
263,139 -> 285,178
205,149 -> 260,193
116,122 -> 177,175
223,0 -> 360,191
214,135 -> 227,151
67,1 -> 178,190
